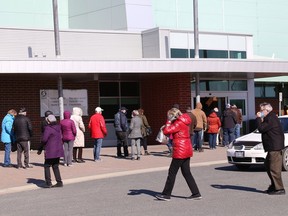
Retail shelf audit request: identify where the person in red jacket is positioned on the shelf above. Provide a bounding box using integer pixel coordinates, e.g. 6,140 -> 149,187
89,107 -> 107,162
155,108 -> 201,201
207,110 -> 221,149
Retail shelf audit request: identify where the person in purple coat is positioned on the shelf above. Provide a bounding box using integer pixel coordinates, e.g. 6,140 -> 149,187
37,114 -> 64,188
60,111 -> 76,166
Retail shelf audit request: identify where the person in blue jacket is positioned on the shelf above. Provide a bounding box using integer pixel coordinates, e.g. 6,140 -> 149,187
1,109 -> 17,167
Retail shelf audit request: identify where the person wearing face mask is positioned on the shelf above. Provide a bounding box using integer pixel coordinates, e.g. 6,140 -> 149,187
114,107 -> 129,158
256,102 -> 285,195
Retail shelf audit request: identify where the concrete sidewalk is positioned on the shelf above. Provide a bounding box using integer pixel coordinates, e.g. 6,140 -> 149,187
0,144 -> 227,195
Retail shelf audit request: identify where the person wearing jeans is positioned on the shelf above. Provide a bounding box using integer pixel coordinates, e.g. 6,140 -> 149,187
89,107 -> 107,162
1,109 -> 17,167
93,138 -> 103,161
191,102 -> 207,152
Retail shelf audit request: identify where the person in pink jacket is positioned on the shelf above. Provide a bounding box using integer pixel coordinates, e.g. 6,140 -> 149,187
89,107 -> 107,162
155,108 -> 201,201
207,110 -> 221,149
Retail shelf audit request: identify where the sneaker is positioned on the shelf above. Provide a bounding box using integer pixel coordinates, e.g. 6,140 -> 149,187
265,185 -> 275,193
63,163 -> 67,166
155,194 -> 171,201
94,159 -> 103,162
186,193 -> 202,200
25,165 -> 33,169
268,189 -> 285,195
137,157 -> 140,160
43,184 -> 52,188
52,182 -> 63,188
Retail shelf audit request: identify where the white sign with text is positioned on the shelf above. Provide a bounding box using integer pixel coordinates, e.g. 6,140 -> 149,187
40,89 -> 88,117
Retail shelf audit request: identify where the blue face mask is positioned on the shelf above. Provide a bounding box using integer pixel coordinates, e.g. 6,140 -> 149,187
260,112 -> 265,118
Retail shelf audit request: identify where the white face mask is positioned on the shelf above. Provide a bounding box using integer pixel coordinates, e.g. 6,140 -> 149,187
260,112 -> 265,118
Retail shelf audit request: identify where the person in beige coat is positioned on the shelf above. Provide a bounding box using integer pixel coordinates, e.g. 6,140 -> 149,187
71,107 -> 86,163
191,102 -> 207,152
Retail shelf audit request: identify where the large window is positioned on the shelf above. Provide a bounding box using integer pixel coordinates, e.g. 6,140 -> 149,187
171,49 -> 246,59
99,82 -> 140,120
191,80 -> 247,91
255,83 -> 277,98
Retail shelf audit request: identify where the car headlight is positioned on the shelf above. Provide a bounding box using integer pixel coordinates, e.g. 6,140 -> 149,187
254,143 -> 264,150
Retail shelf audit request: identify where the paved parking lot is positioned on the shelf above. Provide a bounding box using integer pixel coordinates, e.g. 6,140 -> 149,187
0,144 -> 227,195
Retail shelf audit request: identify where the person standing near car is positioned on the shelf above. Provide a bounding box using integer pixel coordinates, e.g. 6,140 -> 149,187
256,102 -> 285,195
231,104 -> 242,139
221,104 -> 237,147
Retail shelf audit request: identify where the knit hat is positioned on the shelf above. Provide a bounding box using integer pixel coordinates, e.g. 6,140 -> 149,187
19,107 -> 26,113
226,104 -> 231,109
213,107 -> 219,112
44,110 -> 53,117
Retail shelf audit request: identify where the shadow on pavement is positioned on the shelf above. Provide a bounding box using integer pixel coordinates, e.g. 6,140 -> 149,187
27,178 -> 46,188
211,184 -> 265,193
128,189 -> 158,197
215,165 -> 266,172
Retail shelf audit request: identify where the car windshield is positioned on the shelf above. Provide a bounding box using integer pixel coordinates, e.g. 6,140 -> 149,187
253,117 -> 288,133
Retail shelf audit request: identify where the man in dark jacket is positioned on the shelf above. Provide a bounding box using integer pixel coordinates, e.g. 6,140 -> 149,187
256,102 -> 285,195
114,107 -> 129,158
13,107 -> 33,169
221,104 -> 237,147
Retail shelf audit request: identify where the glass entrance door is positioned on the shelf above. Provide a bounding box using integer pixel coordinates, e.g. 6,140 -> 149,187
192,92 -> 248,135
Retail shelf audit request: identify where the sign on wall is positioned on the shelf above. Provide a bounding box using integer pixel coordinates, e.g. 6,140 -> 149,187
40,89 -> 88,117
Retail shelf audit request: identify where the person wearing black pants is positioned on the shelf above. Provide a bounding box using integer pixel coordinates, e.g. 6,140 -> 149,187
162,158 -> 200,198
155,108 -> 201,201
114,107 -> 129,158
44,158 -> 62,187
38,114 -> 64,188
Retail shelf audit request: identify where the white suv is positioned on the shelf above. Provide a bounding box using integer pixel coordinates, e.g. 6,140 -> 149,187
227,116 -> 288,170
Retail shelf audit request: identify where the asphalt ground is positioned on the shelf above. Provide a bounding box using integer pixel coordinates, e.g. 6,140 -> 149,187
0,144 -> 227,195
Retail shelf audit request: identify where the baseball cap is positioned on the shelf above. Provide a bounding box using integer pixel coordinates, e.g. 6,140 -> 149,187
95,107 -> 103,112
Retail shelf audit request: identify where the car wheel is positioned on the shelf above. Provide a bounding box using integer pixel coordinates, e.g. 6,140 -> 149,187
282,147 -> 288,171
235,164 -> 251,170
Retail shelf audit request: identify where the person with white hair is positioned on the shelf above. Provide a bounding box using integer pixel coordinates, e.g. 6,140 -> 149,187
256,102 -> 285,195
89,107 -> 107,162
128,110 -> 143,160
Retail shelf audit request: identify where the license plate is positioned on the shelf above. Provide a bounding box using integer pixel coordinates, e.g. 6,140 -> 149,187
235,151 -> 244,158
